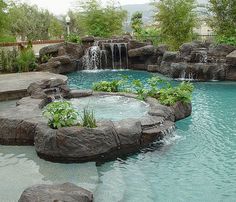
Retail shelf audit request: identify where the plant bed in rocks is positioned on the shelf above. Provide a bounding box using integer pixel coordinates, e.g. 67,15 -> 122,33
0,79 -> 191,163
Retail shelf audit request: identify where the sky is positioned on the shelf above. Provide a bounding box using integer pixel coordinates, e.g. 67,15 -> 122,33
21,0 -> 151,15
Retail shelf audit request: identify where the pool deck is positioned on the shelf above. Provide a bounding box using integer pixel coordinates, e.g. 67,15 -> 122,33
0,72 -> 68,101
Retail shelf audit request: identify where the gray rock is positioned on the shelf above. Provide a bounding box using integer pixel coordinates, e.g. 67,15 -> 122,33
18,183 -> 93,202
69,89 -> 93,98
35,123 -> 118,162
48,55 -> 71,65
128,40 -> 151,49
147,65 -> 159,72
170,102 -> 192,121
208,44 -> 236,57
128,45 -> 155,58
39,43 -> 64,58
162,51 -> 178,62
226,50 -> 236,65
81,36 -> 95,43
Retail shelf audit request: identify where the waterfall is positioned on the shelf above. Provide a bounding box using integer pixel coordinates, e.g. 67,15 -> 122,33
82,45 -> 101,70
117,43 -> 122,68
124,43 -> 129,69
110,43 -> 115,69
82,40 -> 129,70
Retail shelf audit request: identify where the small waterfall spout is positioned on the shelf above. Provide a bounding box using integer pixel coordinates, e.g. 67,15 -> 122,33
82,45 -> 101,70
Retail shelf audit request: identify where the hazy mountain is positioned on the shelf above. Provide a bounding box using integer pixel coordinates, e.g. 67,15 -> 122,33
122,0 -> 209,25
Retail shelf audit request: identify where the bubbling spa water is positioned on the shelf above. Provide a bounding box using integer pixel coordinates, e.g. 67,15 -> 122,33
70,95 -> 149,121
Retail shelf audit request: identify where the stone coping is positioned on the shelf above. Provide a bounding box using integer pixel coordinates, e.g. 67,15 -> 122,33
0,88 -> 191,163
0,72 -> 68,101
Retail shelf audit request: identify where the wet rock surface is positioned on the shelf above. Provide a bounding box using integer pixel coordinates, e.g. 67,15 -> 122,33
18,183 -> 93,202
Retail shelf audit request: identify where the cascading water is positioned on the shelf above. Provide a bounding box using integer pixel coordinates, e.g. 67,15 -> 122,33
82,40 -> 128,70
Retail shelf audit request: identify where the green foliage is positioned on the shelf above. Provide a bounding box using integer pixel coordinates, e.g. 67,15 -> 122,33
92,75 -> 194,105
16,48 -> 37,72
208,0 -> 236,38
131,12 -> 143,36
48,17 -> 64,39
74,0 -> 127,37
0,35 -> 16,43
41,54 -> 53,63
131,79 -> 148,100
136,27 -> 161,46
92,80 -> 122,92
0,0 -> 8,34
153,0 -> 197,50
0,48 -> 18,72
66,33 -> 81,44
158,82 -> 194,106
81,108 -> 97,128
43,101 -> 79,129
7,2 -> 63,40
215,36 -> 236,46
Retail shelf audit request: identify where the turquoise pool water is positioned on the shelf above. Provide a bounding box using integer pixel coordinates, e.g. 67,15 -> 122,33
1,70 -> 236,201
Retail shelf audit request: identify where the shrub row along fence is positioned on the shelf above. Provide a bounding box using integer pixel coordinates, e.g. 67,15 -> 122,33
0,39 -> 65,47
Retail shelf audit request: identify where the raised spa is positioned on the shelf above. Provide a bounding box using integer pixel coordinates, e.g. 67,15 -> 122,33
70,95 -> 149,121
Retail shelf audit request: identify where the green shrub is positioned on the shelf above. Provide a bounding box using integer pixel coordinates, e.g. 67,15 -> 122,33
81,108 -> 97,128
92,76 -> 194,106
66,33 -> 81,44
43,101 -> 79,129
16,48 -> 37,72
216,36 -> 236,46
0,48 -> 18,72
0,35 -> 16,43
92,80 -> 122,92
41,53 -> 52,63
158,82 -> 194,106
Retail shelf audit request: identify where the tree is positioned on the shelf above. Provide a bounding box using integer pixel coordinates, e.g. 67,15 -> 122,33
208,0 -> 236,37
8,2 -> 64,40
131,11 -> 143,36
74,0 -> 127,37
48,17 -> 64,39
153,0 -> 197,50
0,0 -> 8,34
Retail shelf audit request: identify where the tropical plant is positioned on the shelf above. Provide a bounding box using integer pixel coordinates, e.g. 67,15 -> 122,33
92,80 -> 122,92
81,108 -> 97,128
16,48 -> 37,72
0,48 -> 18,72
131,79 -> 148,100
42,101 -> 79,129
153,0 -> 197,50
66,33 -> 81,44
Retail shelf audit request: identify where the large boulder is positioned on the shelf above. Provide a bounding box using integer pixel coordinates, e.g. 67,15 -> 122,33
39,43 -> 64,58
226,50 -> 236,65
34,122 -> 119,162
128,45 -> 155,58
170,102 -> 192,121
128,40 -> 151,49
18,183 -> 93,202
162,51 -> 178,62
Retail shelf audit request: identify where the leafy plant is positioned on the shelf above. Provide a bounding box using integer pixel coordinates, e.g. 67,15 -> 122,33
16,48 -> 37,72
92,80 -> 122,92
131,79 -> 148,100
66,33 -> 81,44
43,101 -> 79,129
158,82 -> 194,105
81,108 -> 97,128
0,48 -> 18,72
215,36 -> 236,46
41,53 -> 53,63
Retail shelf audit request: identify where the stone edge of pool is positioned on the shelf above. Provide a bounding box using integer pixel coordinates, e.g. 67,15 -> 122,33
0,79 -> 191,163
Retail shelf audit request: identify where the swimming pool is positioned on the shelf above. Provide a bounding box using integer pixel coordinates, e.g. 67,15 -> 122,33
1,70 -> 236,201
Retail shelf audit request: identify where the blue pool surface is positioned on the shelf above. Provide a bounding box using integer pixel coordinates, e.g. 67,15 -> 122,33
0,70 -> 236,201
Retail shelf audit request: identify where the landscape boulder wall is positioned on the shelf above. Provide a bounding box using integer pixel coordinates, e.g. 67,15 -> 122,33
38,42 -> 84,74
0,79 -> 191,162
18,183 -> 93,202
155,41 -> 236,81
